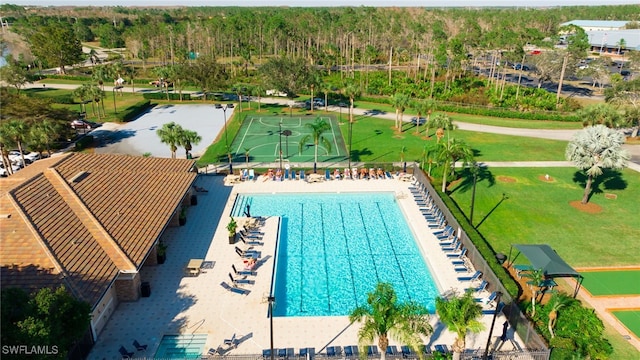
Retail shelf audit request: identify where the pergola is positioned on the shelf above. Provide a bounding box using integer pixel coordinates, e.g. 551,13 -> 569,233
508,244 -> 584,298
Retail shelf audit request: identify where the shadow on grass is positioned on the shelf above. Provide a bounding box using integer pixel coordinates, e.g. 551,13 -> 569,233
351,148 -> 373,162
450,164 -> 496,194
475,192 -> 509,229
572,169 -> 628,202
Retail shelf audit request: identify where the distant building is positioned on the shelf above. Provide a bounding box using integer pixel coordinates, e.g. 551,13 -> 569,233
560,20 -> 639,54
561,20 -> 629,32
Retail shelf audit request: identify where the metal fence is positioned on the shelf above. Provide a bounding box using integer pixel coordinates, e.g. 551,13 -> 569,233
412,166 -> 549,355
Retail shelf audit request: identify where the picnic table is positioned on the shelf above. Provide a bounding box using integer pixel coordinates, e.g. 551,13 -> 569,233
186,259 -> 204,276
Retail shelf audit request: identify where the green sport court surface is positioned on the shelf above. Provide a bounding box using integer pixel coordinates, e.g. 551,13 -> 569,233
580,270 -> 640,296
230,115 -> 347,164
611,310 -> 640,339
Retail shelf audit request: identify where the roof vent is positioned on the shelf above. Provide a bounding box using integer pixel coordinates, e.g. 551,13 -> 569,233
70,171 -> 89,183
0,214 -> 11,219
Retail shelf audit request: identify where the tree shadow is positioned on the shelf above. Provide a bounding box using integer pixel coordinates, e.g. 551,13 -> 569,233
352,129 -> 384,145
449,164 -> 495,194
571,169 -> 627,202
351,148 -> 373,162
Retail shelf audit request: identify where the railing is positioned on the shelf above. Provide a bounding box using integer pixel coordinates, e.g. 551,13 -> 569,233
412,165 -> 549,354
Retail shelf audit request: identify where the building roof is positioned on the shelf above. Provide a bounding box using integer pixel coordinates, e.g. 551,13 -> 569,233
561,20 -> 629,30
1,153 -> 197,306
586,29 -> 640,51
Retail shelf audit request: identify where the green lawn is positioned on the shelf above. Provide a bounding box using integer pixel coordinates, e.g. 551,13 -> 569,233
448,167 -> 640,267
611,310 -> 640,339
581,271 -> 640,296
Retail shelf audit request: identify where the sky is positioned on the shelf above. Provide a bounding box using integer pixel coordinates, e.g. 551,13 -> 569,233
3,0 -> 640,7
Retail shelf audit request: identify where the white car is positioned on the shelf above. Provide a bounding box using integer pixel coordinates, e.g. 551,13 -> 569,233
0,162 -> 21,177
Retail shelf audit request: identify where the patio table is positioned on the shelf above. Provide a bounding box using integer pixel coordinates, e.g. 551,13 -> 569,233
186,258 -> 204,276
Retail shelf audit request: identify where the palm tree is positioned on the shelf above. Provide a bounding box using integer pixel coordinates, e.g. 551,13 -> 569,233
577,103 -> 623,128
299,117 -> 331,173
527,268 -> 545,318
91,65 -> 110,116
390,93 -> 410,131
156,122 -> 184,159
251,85 -> 264,112
430,113 -> 456,143
320,82 -> 332,112
435,291 -> 485,359
436,137 -> 474,193
411,99 -> 433,135
565,125 -> 629,204
343,82 -> 361,170
243,147 -> 251,166
349,283 -> 432,360
29,119 -> 61,157
72,83 -> 95,117
178,129 -> 202,159
0,120 -> 29,167
546,293 -> 574,338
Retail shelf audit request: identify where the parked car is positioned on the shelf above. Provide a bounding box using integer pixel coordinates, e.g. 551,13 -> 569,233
0,162 -> 21,176
411,117 -> 427,125
71,120 -> 92,130
512,63 -> 530,71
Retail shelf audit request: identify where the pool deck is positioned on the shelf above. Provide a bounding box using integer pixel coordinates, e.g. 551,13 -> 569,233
89,175 -> 524,360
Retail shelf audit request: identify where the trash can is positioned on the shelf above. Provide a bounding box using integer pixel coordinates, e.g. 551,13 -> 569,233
141,282 -> 151,297
495,253 -> 507,265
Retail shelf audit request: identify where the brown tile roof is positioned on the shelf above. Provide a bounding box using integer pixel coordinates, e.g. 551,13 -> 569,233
1,153 -> 197,306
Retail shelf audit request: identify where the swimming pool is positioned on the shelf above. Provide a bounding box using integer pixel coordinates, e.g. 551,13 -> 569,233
232,192 -> 439,317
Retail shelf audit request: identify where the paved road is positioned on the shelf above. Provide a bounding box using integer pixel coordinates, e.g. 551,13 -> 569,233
20,82 -> 640,171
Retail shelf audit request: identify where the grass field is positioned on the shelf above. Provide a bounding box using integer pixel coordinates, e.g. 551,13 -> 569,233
611,310 -> 640,339
581,271 -> 640,296
448,167 -> 640,267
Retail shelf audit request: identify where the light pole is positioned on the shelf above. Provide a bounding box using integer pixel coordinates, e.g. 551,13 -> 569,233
347,102 -> 353,171
112,86 -> 122,114
483,291 -> 503,360
278,121 -> 283,172
310,84 -> 314,112
268,296 -> 275,360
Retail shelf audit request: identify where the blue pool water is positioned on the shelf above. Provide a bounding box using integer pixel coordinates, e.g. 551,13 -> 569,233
232,192 -> 439,317
154,334 -> 207,359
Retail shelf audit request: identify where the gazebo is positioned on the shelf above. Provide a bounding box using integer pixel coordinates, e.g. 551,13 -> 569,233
507,244 -> 584,297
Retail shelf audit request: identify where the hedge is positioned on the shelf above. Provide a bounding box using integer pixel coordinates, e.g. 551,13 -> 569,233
115,99 -> 151,122
142,92 -> 192,101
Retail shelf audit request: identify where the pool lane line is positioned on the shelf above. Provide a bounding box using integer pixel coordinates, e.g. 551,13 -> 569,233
299,202 -> 306,313
320,203 -> 332,313
375,202 -> 412,300
339,203 -> 359,306
356,203 -> 381,283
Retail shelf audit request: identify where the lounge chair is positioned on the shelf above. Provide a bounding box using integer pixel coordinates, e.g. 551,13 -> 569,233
344,168 -> 351,179
385,170 -> 393,179
475,291 -> 498,305
448,247 -> 467,259
326,346 -> 339,357
384,345 -> 397,355
299,170 -> 305,181
344,345 -> 358,357
220,281 -> 250,295
232,264 -> 257,276
367,346 -> 378,356
482,301 -> 505,315
229,273 -> 255,286
325,169 -> 331,180
224,333 -> 238,348
289,169 -> 295,180
400,345 -> 414,357
458,270 -> 482,282
468,280 -> 488,293
263,349 -> 277,358
133,340 -> 147,351
299,347 -> 315,359
119,346 -> 134,358
433,344 -> 449,354
248,169 -> 255,181
235,246 -> 260,259
278,348 -> 294,359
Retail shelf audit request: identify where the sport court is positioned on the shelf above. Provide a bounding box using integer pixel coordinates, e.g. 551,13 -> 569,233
580,270 -> 640,296
231,115 -> 347,164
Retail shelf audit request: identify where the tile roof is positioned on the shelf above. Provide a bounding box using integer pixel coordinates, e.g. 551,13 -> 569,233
1,153 -> 197,306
